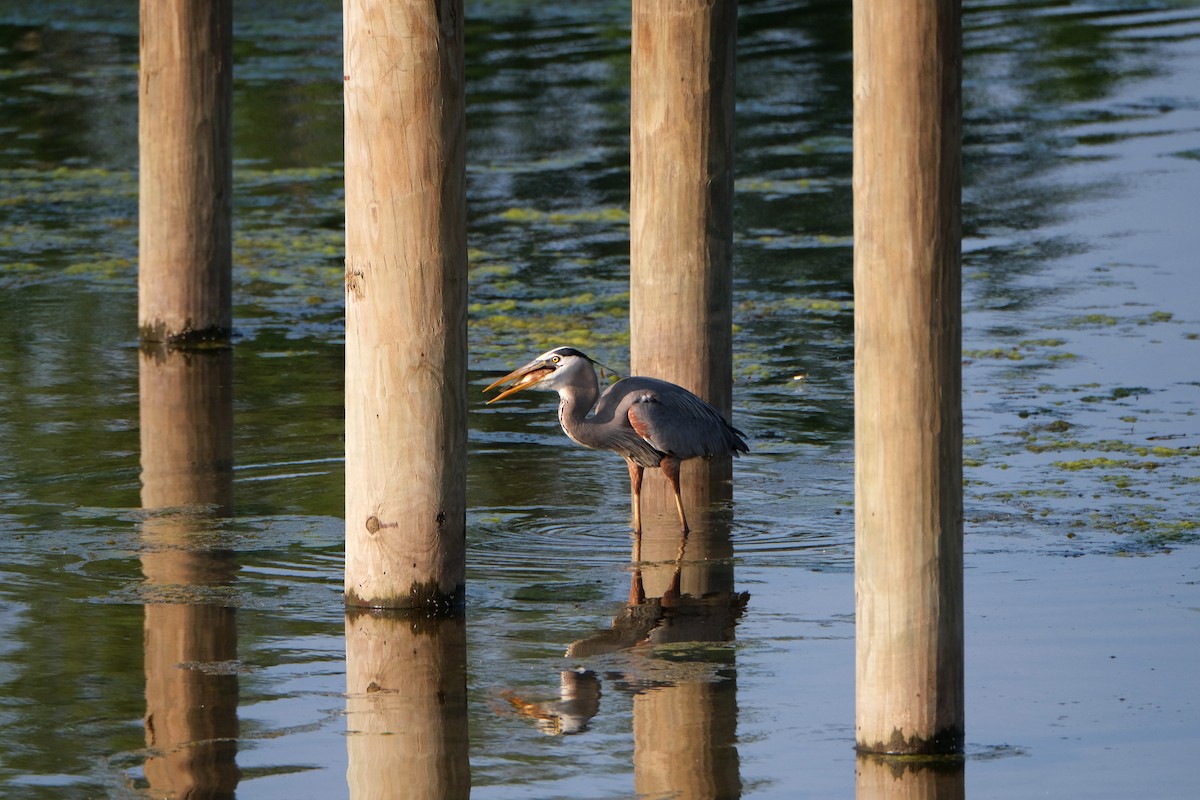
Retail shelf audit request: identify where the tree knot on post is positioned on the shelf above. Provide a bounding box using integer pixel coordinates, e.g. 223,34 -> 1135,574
364,515 -> 398,534
345,266 -> 366,301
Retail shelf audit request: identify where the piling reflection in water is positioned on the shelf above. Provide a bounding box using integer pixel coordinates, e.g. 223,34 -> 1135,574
499,460 -> 748,796
855,753 -> 965,800
138,345 -> 240,798
630,461 -> 745,800
345,610 -> 470,800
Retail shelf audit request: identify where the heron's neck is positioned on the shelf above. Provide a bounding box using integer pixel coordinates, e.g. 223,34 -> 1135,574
556,374 -> 601,449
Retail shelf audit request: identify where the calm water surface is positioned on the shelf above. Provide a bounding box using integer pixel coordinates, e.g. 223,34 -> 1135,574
1,1 -> 1199,798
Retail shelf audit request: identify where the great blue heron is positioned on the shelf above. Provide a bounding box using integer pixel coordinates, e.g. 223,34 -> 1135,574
483,347 -> 748,533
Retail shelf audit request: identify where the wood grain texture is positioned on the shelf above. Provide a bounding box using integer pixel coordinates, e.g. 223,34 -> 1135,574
138,0 -> 232,344
343,0 -> 467,608
629,0 -> 737,417
853,0 -> 965,754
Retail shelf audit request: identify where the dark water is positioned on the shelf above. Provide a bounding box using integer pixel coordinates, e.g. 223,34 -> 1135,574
2,1 -> 1199,798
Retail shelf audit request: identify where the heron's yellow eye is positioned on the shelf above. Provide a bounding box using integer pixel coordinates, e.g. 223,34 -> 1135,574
551,356 -> 560,364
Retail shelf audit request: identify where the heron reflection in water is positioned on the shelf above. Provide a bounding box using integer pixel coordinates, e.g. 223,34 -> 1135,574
484,347 -> 748,534
499,668 -> 601,736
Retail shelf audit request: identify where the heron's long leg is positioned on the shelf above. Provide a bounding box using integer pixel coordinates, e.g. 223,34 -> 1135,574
627,460 -> 644,534
628,568 -> 645,605
660,456 -> 689,533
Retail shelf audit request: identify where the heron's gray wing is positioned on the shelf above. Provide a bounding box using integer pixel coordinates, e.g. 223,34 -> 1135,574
617,378 -> 748,460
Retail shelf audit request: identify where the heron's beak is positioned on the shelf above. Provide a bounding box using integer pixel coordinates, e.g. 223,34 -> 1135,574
483,361 -> 555,404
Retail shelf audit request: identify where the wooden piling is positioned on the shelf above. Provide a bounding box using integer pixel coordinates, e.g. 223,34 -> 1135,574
629,0 -> 738,526
629,0 -> 737,414
138,0 -> 233,345
853,0 -> 964,754
343,0 -> 468,609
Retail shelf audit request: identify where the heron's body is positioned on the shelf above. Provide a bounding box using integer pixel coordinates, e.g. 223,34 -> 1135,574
484,347 -> 748,533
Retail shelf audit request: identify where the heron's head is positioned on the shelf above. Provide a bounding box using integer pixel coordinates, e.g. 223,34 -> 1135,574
483,347 -> 595,404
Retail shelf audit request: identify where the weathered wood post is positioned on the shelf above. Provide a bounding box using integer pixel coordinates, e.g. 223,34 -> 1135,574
629,0 -> 738,522
343,0 -> 468,609
630,0 -> 736,411
138,0 -> 233,344
853,0 -> 964,754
